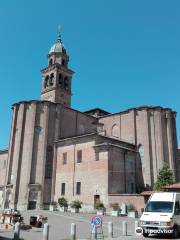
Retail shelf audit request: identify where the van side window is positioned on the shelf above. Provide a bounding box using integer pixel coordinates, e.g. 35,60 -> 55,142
175,201 -> 180,215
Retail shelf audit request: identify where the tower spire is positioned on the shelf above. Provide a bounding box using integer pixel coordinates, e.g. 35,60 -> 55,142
57,25 -> 62,43
41,29 -> 74,107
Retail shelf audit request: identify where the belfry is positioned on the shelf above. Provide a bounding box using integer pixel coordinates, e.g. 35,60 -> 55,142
41,33 -> 74,106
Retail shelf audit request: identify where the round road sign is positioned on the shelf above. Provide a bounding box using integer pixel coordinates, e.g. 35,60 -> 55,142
91,215 -> 103,228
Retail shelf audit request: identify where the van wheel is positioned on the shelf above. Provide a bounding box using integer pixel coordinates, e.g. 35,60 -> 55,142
172,226 -> 179,239
143,232 -> 149,238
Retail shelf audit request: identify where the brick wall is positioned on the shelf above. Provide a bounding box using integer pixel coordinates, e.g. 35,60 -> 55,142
108,194 -> 145,214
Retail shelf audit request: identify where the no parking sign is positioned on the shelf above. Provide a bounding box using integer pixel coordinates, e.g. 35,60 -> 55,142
91,215 -> 103,228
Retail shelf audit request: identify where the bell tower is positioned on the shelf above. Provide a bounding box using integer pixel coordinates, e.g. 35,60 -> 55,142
41,32 -> 74,107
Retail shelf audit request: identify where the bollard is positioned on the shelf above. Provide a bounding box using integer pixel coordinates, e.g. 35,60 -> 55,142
91,226 -> 97,240
122,221 -> 127,236
135,221 -> 139,232
108,221 -> 113,238
71,223 -> 76,240
14,222 -> 20,240
43,223 -> 49,240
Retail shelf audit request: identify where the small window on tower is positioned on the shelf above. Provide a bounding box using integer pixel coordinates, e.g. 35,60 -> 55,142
62,59 -> 65,66
49,58 -> 53,66
49,73 -> 54,86
59,74 -> 63,86
44,75 -> 49,88
64,77 -> 69,90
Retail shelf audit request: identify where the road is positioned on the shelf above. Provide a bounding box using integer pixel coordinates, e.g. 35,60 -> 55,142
0,210 -> 174,240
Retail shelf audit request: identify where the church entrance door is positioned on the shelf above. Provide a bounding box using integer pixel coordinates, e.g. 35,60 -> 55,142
94,195 -> 100,208
28,201 -> 36,210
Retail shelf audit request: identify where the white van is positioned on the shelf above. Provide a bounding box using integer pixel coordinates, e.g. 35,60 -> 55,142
139,192 -> 180,238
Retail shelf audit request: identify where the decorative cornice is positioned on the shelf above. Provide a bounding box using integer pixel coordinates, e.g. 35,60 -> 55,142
41,86 -> 72,96
28,183 -> 42,190
55,132 -> 136,151
99,105 -> 176,119
94,143 -> 138,152
41,63 -> 74,75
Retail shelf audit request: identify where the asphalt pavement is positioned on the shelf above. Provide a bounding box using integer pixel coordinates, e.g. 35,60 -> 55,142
0,210 -> 176,240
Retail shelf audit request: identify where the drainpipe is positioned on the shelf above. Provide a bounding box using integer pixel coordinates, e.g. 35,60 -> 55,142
124,151 -> 127,193
73,144 -> 76,196
73,112 -> 78,196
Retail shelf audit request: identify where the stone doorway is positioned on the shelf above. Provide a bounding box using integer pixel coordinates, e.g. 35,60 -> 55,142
94,194 -> 100,208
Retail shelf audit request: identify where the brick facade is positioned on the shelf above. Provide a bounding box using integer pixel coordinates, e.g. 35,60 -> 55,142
0,36 -> 179,211
54,134 -> 138,210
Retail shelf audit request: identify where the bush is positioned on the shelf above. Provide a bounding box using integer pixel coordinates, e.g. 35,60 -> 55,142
153,164 -> 174,191
95,202 -> 105,210
110,202 -> 119,210
58,197 -> 68,207
127,204 -> 136,212
70,200 -> 82,209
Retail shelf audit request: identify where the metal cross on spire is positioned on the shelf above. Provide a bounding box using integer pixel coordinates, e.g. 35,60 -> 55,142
57,25 -> 62,43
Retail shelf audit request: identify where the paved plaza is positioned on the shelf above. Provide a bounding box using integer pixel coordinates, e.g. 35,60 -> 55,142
0,210 -> 174,240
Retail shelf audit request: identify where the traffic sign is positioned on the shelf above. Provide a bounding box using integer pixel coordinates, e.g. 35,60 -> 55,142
91,215 -> 103,228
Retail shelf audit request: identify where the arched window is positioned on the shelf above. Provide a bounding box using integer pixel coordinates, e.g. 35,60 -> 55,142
111,124 -> 119,138
49,58 -> 53,66
58,74 -> 63,86
138,144 -> 144,168
44,75 -> 49,88
45,146 -> 53,179
64,76 -> 68,90
62,59 -> 65,66
49,73 -> 54,86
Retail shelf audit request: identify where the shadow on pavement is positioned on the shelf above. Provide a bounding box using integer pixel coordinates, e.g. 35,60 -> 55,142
0,237 -> 12,240
149,234 -> 174,239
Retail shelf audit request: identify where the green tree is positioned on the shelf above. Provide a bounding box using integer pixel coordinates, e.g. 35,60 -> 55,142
154,164 -> 174,191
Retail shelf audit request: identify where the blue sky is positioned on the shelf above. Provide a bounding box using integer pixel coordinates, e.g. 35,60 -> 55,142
0,0 -> 180,149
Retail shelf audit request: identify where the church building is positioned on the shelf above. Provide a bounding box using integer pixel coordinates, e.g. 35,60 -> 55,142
0,33 -> 179,211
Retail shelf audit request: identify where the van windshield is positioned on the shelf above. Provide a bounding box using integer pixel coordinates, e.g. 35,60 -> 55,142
145,201 -> 173,213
